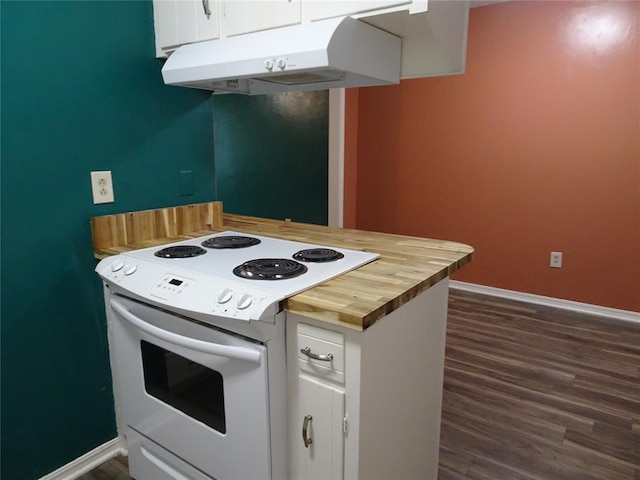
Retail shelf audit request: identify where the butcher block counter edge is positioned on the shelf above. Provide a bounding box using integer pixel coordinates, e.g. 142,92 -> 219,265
93,213 -> 474,331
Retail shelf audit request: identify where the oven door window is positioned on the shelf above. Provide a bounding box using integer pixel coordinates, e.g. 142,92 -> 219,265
140,340 -> 226,434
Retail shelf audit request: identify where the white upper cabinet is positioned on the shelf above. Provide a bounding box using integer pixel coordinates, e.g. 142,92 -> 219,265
221,0 -> 301,37
152,0 -> 469,79
154,0 -> 220,56
303,0 -> 415,22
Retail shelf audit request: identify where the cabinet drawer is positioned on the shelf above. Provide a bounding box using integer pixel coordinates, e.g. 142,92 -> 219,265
297,323 -> 344,383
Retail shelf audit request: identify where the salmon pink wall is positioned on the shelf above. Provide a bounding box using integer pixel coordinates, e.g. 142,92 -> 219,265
346,1 -> 639,311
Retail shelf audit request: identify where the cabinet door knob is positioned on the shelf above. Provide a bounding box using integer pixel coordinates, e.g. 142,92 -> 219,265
302,415 -> 313,448
301,346 -> 334,362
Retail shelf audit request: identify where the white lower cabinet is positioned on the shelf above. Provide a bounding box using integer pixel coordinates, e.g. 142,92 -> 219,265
289,322 -> 346,479
287,278 -> 451,479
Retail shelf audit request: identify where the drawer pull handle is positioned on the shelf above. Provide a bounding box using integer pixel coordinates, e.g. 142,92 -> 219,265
302,415 -> 313,448
301,346 -> 334,362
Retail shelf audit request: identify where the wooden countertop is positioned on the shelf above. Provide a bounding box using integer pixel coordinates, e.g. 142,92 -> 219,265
94,213 -> 474,331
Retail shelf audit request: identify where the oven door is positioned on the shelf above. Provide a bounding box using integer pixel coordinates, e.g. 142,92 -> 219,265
108,294 -> 271,479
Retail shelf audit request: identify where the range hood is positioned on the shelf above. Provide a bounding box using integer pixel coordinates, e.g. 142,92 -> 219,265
161,17 -> 401,95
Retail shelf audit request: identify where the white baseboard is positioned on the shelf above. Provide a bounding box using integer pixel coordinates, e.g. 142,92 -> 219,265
450,280 -> 640,324
40,438 -> 125,480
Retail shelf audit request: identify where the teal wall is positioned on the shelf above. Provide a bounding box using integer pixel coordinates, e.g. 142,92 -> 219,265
0,1 -> 215,478
213,92 -> 329,225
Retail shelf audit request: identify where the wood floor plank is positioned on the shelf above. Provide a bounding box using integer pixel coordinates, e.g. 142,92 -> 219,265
446,318 -> 639,378
444,372 -> 596,433
446,360 -> 636,430
438,445 -> 474,477
442,389 -> 568,443
564,420 -> 640,466
442,406 -> 635,480
465,457 -> 545,480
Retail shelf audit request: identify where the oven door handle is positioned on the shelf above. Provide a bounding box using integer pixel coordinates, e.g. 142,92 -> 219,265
109,299 -> 261,364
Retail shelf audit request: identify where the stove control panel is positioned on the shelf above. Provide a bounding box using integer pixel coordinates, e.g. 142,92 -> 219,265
154,274 -> 191,296
96,256 -> 280,322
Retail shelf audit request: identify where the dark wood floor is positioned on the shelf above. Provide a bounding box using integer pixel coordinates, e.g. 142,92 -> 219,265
81,290 -> 640,480
440,290 -> 639,480
77,454 -> 130,480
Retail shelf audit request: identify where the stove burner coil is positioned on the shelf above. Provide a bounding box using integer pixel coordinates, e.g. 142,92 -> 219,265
154,245 -> 207,258
293,248 -> 345,263
201,236 -> 261,249
233,258 -> 308,280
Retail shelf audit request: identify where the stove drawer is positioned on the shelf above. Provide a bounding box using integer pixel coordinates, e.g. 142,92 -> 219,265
127,428 -> 215,480
297,323 -> 344,383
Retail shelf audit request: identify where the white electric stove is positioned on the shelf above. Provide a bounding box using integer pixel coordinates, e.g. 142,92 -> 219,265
96,230 -> 378,480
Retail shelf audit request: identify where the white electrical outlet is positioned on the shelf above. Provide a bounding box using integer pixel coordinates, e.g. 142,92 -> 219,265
550,251 -> 563,268
91,171 -> 115,204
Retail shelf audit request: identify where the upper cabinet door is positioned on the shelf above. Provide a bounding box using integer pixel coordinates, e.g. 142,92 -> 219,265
188,0 -> 220,43
221,0 -> 301,37
154,0 -> 220,56
303,0 -> 412,21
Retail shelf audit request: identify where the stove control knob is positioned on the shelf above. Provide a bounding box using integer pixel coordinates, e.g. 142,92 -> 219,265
264,59 -> 274,70
123,264 -> 137,276
276,58 -> 286,69
217,288 -> 233,304
111,259 -> 124,272
236,293 -> 253,310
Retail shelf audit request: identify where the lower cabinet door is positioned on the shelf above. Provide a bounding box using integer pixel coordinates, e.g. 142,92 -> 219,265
296,375 -> 345,479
